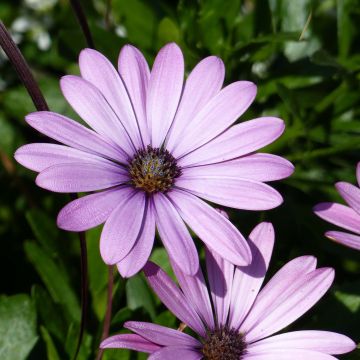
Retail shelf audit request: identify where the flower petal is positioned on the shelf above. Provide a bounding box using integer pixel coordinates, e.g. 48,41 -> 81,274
357,162 -> 360,187
153,193 -> 199,275
206,248 -> 234,327
248,330 -> 356,355
79,48 -> 142,148
118,44 -> 151,144
171,259 -> 215,330
57,186 -> 131,231
117,200 -> 156,277
36,162 -> 128,193
326,230 -> 360,251
336,181 -> 360,215
168,189 -> 251,266
181,154 -> 294,182
244,349 -> 338,360
229,222 -> 275,329
176,176 -> 283,210
143,261 -> 206,337
60,75 -> 135,155
149,346 -> 202,360
240,256 -> 317,336
166,56 -> 225,151
100,191 -> 146,264
147,43 -> 184,147
178,117 -> 284,166
313,202 -> 360,234
15,143 -> 112,172
25,111 -> 127,163
100,333 -> 160,353
124,321 -> 201,347
172,81 -> 257,158
244,267 -> 334,342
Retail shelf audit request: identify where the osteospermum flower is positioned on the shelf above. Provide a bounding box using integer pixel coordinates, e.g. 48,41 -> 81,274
314,162 -> 360,251
101,222 -> 356,359
15,42 -> 293,276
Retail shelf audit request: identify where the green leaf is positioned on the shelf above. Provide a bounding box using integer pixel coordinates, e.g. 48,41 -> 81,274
86,226 -> 109,319
65,323 -> 92,360
32,285 -> 67,342
126,274 -> 156,320
26,208 -> 60,256
40,326 -> 61,360
0,294 -> 38,360
337,0 -> 356,59
158,17 -> 181,46
24,241 -> 80,323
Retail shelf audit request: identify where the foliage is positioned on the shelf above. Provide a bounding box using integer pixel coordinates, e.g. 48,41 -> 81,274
0,0 -> 359,358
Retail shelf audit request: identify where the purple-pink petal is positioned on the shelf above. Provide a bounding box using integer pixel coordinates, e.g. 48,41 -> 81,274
176,176 -> 283,210
25,111 -> 127,163
143,262 -> 206,337
206,248 -> 234,327
326,230 -> 360,251
240,256 -> 317,336
57,185 -> 130,231
100,191 -> 146,264
313,202 -> 360,235
36,162 -> 128,193
336,181 -> 360,215
172,81 -> 257,158
244,267 -> 334,342
100,333 -> 161,353
171,260 -> 215,329
244,349 -> 338,360
178,117 -> 285,167
149,346 -> 203,360
247,330 -> 356,355
79,48 -> 142,148
147,43 -> 184,147
153,193 -> 199,275
60,75 -> 135,155
124,321 -> 201,348
118,44 -> 151,145
15,143 -> 111,172
181,154 -> 294,182
117,200 -> 156,277
166,56 -> 224,151
228,222 -> 275,329
168,189 -> 252,266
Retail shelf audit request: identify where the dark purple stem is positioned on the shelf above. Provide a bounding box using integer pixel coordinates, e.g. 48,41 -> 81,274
69,0 -> 95,49
0,21 -> 49,111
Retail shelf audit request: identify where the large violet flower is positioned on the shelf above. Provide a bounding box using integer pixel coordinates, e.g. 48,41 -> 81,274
314,162 -> 360,251
101,222 -> 355,359
15,43 -> 293,276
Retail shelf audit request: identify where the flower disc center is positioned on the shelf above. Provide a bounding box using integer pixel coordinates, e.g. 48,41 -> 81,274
202,327 -> 246,360
129,145 -> 181,193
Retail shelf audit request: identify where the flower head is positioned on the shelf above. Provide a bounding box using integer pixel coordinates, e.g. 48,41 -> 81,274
314,162 -> 360,251
15,43 -> 293,276
101,222 -> 356,359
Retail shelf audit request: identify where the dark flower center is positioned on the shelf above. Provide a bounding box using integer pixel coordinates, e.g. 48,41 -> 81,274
129,145 -> 181,193
202,327 -> 247,360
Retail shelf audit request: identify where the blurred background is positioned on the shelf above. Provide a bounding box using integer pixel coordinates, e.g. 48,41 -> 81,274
0,0 -> 360,359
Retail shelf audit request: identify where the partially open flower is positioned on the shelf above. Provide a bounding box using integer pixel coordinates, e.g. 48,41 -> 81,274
314,162 -> 360,251
101,222 -> 356,359
15,43 -> 293,276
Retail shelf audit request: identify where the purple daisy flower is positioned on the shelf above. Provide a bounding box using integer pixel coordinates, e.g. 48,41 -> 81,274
101,222 -> 356,359
15,42 -> 293,276
314,162 -> 360,251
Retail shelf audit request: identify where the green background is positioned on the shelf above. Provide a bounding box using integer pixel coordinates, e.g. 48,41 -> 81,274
0,0 -> 360,358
